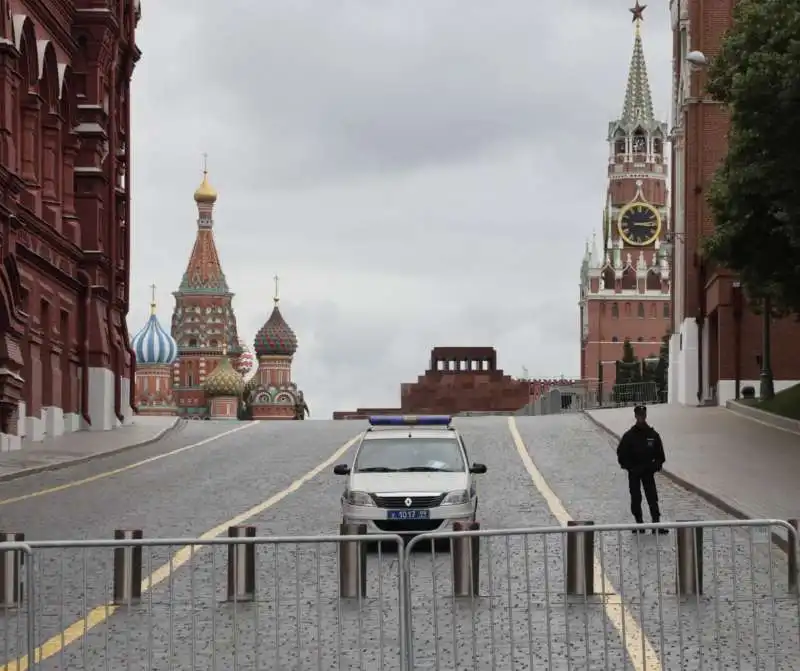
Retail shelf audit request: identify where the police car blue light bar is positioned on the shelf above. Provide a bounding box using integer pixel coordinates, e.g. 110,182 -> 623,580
368,415 -> 452,426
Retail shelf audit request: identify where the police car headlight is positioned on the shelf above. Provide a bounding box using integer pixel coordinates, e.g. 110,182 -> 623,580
344,490 -> 375,506
441,490 -> 470,505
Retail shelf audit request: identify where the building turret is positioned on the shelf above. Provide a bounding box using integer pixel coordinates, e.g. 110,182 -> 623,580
132,286 -> 178,415
245,276 -> 308,420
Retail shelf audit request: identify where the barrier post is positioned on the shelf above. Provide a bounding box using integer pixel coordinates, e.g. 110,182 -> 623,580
676,523 -> 703,596
451,521 -> 480,597
113,529 -> 143,605
788,519 -> 799,595
566,521 -> 595,596
227,525 -> 256,602
0,532 -> 24,607
339,523 -> 367,598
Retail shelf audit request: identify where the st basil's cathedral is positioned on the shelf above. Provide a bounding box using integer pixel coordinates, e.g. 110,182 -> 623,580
130,169 -> 309,420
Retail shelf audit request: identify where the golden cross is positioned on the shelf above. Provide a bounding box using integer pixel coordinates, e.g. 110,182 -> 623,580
273,274 -> 280,304
149,283 -> 157,314
202,152 -> 208,174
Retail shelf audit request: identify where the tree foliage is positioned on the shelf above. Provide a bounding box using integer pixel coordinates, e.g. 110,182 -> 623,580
703,0 -> 800,313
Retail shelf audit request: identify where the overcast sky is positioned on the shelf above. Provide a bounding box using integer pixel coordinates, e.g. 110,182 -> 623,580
127,1 -> 672,418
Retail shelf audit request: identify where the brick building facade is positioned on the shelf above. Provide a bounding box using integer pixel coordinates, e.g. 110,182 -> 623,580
668,0 -> 800,405
332,347 -> 532,418
0,0 -> 140,449
579,8 -> 671,397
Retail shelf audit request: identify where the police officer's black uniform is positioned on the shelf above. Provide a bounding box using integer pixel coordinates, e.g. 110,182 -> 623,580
616,405 -> 668,534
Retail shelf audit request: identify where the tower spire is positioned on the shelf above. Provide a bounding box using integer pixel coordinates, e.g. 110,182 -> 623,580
149,283 -> 157,315
621,2 -> 655,126
179,161 -> 229,294
273,274 -> 279,305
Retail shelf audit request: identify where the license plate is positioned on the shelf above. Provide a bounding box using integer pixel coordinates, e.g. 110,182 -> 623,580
388,509 -> 430,520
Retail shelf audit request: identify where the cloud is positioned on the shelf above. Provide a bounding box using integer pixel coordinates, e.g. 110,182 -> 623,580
128,0 -> 673,418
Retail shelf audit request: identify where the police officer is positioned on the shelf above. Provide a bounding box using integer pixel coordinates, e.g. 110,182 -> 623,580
616,405 -> 668,534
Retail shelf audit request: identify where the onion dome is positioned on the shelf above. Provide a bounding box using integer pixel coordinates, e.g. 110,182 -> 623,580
194,170 -> 217,204
254,302 -> 297,357
235,339 -> 255,376
202,356 -> 244,397
131,306 -> 178,365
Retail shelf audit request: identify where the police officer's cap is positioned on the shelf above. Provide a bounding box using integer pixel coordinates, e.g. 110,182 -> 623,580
633,404 -> 647,417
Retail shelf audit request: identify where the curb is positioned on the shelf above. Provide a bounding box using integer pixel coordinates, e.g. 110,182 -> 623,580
582,411 -> 792,555
0,417 -> 186,484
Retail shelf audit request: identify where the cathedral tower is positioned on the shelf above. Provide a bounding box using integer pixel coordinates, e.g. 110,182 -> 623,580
170,163 -> 244,418
580,2 -> 672,396
132,286 -> 178,416
245,277 -> 308,420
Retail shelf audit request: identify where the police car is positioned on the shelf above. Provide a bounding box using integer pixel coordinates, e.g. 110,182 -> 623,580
333,415 -> 487,537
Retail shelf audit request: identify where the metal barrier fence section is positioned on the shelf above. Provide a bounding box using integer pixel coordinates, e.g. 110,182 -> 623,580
404,520 -> 800,670
2,520 -> 800,669
0,532 -> 405,670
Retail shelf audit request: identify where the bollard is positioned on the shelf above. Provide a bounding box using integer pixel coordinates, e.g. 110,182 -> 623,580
566,521 -> 595,596
788,519 -> 799,595
0,532 -> 24,608
452,521 -> 480,597
227,526 -> 256,602
113,529 -> 143,605
339,523 -> 367,598
676,523 -> 703,596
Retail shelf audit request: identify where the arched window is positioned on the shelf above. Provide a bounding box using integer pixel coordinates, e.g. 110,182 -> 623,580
612,336 -> 619,342
625,303 -> 632,316
663,303 -> 671,318
611,303 -> 619,318
637,303 -> 645,318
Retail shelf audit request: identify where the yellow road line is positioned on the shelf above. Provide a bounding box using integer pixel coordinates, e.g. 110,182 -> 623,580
2,434 -> 360,671
507,417 -> 661,671
0,422 -> 259,506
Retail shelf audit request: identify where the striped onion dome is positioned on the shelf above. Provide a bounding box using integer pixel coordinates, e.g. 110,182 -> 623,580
254,303 -> 297,356
235,339 -> 255,376
203,356 -> 244,397
132,310 -> 178,365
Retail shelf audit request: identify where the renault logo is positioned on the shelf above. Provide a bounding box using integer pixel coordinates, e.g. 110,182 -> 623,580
404,497 -> 413,507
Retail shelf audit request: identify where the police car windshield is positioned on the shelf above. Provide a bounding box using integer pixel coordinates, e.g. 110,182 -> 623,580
354,438 -> 465,473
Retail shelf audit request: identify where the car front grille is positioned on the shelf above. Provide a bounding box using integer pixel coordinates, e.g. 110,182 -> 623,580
374,520 -> 444,533
371,494 -> 446,509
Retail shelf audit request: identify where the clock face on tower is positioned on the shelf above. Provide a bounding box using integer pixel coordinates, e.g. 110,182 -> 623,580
617,202 -> 661,246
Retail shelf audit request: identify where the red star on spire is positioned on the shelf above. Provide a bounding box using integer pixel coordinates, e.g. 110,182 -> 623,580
630,1 -> 646,22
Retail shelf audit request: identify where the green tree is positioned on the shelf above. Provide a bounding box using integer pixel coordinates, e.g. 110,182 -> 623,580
653,333 -> 669,400
612,338 -> 643,404
704,0 -> 800,314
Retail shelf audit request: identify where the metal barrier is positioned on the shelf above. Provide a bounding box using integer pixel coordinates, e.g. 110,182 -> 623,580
4,519 -> 800,670
404,519 -> 800,670
1,532 -> 405,670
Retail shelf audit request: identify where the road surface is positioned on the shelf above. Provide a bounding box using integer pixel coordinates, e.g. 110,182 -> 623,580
0,415 -> 796,670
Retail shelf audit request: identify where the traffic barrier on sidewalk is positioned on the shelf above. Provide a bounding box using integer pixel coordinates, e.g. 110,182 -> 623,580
676,522 -> 703,596
566,520 -> 594,596
0,532 -> 25,608
113,529 -> 143,605
338,522 -> 367,598
226,525 -> 256,602
451,521 -> 480,597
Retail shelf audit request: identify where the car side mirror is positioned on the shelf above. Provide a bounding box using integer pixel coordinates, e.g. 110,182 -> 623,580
470,463 -> 487,474
333,464 -> 350,475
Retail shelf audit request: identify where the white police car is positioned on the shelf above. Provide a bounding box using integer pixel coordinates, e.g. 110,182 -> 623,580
333,415 -> 487,537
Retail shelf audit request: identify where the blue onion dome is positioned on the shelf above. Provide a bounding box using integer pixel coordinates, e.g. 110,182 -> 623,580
132,308 -> 178,365
254,301 -> 297,357
203,356 -> 244,397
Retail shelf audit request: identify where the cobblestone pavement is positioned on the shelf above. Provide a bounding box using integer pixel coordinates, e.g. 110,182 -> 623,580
0,416 -> 798,670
